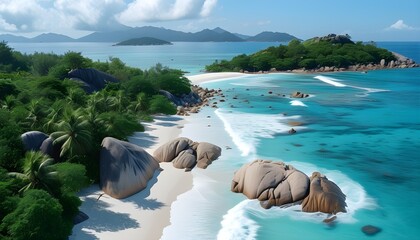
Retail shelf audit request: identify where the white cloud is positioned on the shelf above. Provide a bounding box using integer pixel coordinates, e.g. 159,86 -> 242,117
387,20 -> 415,30
200,0 -> 217,17
0,18 -> 17,31
257,20 -> 271,26
117,0 -> 218,24
0,0 -> 218,34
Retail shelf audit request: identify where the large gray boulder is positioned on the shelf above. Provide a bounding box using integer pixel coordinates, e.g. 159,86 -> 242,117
68,68 -> 119,93
153,137 -> 194,163
196,142 -> 222,169
231,160 -> 310,209
21,131 -> 49,151
100,137 -> 159,199
153,137 -> 221,170
301,172 -> 347,214
172,149 -> 196,169
39,137 -> 62,162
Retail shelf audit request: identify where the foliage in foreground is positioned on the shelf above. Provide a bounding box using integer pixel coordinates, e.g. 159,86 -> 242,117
0,42 -> 192,240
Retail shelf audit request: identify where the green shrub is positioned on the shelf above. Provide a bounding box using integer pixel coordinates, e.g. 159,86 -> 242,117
1,189 -> 69,240
149,95 -> 177,115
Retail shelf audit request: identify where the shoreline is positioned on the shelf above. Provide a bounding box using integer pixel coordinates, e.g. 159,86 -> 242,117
70,73 -> 243,240
70,115 -> 193,240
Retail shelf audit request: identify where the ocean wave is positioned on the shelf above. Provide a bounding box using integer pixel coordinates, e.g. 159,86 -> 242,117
314,75 -> 347,87
290,100 -> 308,107
314,75 -> 390,96
230,82 -> 279,88
215,109 -> 305,157
217,200 -> 259,240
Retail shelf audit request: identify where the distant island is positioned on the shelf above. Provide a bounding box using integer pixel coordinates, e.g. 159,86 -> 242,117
113,37 -> 172,46
205,34 -> 418,73
0,26 -> 300,43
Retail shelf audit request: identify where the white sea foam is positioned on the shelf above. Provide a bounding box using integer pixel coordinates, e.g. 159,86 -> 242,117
217,200 -> 259,240
230,82 -> 279,88
215,109 -> 305,157
290,100 -> 308,107
314,75 -> 389,96
217,161 -> 377,238
314,75 -> 347,87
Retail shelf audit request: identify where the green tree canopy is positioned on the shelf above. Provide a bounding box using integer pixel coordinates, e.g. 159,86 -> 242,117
1,189 -> 69,240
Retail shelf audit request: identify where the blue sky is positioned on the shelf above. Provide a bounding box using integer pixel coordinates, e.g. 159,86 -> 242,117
0,0 -> 419,40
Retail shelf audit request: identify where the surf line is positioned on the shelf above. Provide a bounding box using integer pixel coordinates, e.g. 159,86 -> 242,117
314,75 -> 389,93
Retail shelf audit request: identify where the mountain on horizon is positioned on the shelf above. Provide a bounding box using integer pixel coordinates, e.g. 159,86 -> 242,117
247,31 -> 301,42
31,33 -> 75,42
0,26 -> 300,43
212,27 -> 251,40
0,34 -> 28,43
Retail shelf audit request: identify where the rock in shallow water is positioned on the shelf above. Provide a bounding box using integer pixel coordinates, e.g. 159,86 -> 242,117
231,160 -> 310,209
301,172 -> 347,214
361,225 -> 382,236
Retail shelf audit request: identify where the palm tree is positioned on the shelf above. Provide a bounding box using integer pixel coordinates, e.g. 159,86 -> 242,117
51,110 -> 92,158
25,99 -> 46,129
8,151 -> 59,195
1,95 -> 18,110
43,100 -> 67,133
132,92 -> 148,113
114,90 -> 126,113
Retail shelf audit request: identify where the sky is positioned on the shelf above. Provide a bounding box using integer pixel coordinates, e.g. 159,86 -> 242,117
0,0 -> 419,41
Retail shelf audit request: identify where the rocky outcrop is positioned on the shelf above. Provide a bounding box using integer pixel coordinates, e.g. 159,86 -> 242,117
231,160 -> 310,209
159,85 -> 223,116
21,131 -> 49,151
361,225 -> 382,236
68,68 -> 119,93
153,137 -> 221,170
153,137 -> 194,163
39,137 -> 62,162
196,142 -> 222,169
172,149 -> 197,169
301,172 -> 347,214
231,161 -> 348,215
310,34 -> 354,44
159,90 -> 201,107
291,91 -> 309,98
100,137 -> 159,199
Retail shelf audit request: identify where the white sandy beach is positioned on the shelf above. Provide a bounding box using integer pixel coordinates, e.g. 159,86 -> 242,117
70,73 -> 241,240
187,72 -> 246,84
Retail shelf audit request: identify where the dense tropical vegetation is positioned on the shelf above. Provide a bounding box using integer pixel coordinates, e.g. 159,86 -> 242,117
205,34 -> 396,72
0,41 -> 191,239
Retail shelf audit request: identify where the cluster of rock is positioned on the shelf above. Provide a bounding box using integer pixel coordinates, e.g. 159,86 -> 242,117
290,91 -> 310,98
99,137 -> 159,199
21,131 -> 61,161
169,85 -> 224,116
292,54 -> 417,73
68,68 -> 119,93
240,52 -> 418,75
310,34 -> 354,44
231,160 -> 347,215
153,137 -> 221,170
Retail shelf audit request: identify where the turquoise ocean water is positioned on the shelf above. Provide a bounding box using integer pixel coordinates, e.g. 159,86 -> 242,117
11,41 -> 420,239
201,68 -> 420,239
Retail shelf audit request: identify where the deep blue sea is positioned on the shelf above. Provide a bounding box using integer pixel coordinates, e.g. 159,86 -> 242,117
11,41 -> 420,239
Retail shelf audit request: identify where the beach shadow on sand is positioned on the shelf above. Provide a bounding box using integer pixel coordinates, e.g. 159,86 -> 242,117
123,170 -> 165,210
71,171 -> 164,239
71,196 -> 140,239
154,115 -> 183,122
128,133 -> 158,149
